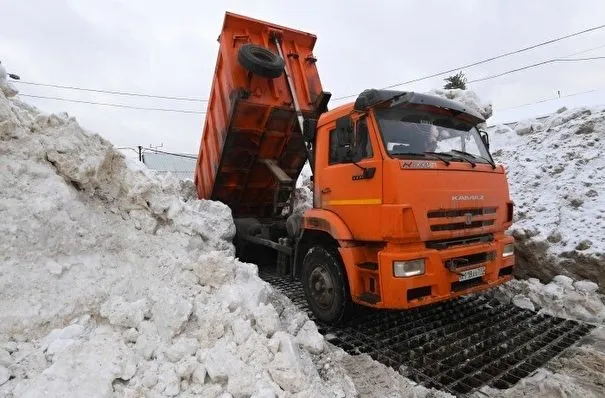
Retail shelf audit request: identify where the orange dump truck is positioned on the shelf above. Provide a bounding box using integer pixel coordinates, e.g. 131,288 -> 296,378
194,12 -> 515,323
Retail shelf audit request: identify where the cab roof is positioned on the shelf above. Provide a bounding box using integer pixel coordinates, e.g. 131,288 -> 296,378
353,89 -> 486,124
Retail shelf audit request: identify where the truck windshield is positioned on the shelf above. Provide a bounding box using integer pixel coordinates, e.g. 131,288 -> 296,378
375,106 -> 491,164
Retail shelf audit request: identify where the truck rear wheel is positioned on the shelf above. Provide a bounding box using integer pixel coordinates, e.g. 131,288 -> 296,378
301,246 -> 352,324
237,44 -> 285,79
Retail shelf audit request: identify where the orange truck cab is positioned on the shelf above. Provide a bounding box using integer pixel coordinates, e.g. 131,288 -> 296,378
195,12 -> 515,324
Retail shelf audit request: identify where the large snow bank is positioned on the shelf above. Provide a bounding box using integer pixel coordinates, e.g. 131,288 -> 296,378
0,63 -> 362,397
489,106 -> 605,291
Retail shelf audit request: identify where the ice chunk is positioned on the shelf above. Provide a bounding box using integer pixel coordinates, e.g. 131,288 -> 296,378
0,348 -> 12,367
151,292 -> 192,338
165,337 -> 199,362
0,366 -> 10,386
157,363 -> 180,397
574,280 -> 599,294
194,251 -> 236,288
552,275 -> 575,289
512,295 -> 535,311
295,320 -> 324,354
252,303 -> 280,338
20,327 -> 136,397
100,296 -> 149,328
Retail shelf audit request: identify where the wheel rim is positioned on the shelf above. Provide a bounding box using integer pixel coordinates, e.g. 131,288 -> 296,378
308,265 -> 334,310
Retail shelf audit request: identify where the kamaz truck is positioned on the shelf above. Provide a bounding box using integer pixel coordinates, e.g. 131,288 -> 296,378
194,12 -> 516,323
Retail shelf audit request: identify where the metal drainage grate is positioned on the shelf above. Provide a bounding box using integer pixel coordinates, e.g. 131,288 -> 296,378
261,273 -> 595,397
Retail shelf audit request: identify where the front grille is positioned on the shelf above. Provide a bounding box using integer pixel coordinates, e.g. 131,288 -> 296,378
427,207 -> 497,233
445,251 -> 495,270
428,207 -> 497,218
431,220 -> 494,231
426,233 -> 493,250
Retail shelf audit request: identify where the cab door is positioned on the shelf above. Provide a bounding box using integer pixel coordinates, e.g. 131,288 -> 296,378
315,114 -> 383,241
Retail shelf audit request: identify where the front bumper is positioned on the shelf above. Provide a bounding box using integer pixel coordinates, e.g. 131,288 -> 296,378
344,235 -> 515,309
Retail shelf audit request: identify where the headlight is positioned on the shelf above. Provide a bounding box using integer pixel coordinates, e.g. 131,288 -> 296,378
393,259 -> 425,277
503,243 -> 515,257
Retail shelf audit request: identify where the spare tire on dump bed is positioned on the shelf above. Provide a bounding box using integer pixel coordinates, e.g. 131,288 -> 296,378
238,43 -> 285,78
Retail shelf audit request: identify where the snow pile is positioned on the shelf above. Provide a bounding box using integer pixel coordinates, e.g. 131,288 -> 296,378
427,88 -> 493,121
489,106 -> 605,291
490,275 -> 605,324
0,63 -> 359,397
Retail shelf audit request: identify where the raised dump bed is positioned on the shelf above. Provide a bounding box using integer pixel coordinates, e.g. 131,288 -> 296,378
194,12 -> 330,219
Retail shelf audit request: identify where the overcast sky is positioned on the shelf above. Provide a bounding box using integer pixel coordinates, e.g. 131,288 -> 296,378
3,0 -> 605,154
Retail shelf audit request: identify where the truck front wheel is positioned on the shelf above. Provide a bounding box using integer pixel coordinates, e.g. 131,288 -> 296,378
301,246 -> 352,324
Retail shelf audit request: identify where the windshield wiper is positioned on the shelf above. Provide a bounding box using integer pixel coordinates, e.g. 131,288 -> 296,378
424,151 -> 452,165
448,150 -> 477,168
391,151 -> 451,166
450,150 -> 496,169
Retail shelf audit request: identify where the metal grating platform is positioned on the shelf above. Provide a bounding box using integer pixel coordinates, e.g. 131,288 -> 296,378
261,273 -> 595,396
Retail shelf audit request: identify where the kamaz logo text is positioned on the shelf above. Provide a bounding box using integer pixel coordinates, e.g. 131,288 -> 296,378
452,194 -> 485,201
401,161 -> 434,169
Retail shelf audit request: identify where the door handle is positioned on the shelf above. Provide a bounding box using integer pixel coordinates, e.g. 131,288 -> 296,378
321,187 -> 331,194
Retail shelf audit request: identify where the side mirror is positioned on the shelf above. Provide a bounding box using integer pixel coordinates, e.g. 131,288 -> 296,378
479,130 -> 490,150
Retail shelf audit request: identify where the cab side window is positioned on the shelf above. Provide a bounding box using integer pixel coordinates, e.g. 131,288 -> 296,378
357,118 -> 373,158
329,128 -> 339,164
328,117 -> 373,165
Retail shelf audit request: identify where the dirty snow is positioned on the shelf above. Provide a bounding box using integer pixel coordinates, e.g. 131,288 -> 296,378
490,275 -> 605,324
488,106 -> 605,289
0,62 -> 363,397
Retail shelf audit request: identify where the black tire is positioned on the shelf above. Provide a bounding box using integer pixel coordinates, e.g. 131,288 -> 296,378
237,44 -> 285,79
301,245 -> 353,324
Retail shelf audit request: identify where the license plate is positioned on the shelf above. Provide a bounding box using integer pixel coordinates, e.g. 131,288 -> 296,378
459,266 -> 485,282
